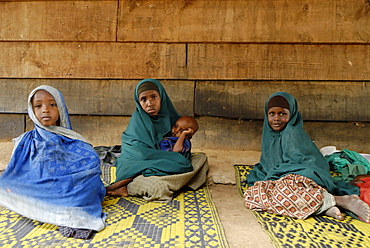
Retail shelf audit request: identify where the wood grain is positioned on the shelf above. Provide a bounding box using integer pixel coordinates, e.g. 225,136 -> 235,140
192,116 -> 370,153
195,81 -> 370,121
0,114 -> 25,141
0,1 -> 117,41
188,43 -> 370,80
0,79 -> 194,116
118,0 -> 370,43
0,42 -> 187,79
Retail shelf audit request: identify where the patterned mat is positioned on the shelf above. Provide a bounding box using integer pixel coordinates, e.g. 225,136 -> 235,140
0,164 -> 228,248
234,164 -> 370,248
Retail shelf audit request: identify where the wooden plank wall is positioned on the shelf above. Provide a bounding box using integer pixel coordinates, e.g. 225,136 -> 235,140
0,0 -> 369,153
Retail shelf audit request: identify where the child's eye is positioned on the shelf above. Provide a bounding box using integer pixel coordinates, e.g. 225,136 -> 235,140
34,104 -> 41,108
50,103 -> 57,107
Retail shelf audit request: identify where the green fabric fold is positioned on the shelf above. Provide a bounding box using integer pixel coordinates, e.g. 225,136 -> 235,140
325,149 -> 370,182
114,79 -> 193,182
247,92 -> 359,196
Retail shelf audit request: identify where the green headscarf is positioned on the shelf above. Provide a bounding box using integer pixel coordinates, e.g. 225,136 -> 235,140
247,92 -> 359,196
114,78 -> 193,181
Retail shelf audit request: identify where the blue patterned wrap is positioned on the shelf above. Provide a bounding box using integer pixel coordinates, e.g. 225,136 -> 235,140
0,85 -> 106,231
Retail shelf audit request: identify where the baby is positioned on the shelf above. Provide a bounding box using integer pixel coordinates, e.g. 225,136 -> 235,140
159,116 -> 198,159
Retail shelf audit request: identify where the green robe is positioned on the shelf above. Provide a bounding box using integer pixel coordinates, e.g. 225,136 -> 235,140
114,78 -> 193,182
247,92 -> 359,196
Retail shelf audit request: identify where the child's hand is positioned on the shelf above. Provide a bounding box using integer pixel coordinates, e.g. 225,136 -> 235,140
181,128 -> 194,139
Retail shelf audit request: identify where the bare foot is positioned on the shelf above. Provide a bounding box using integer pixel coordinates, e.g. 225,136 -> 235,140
334,195 -> 370,223
106,185 -> 129,197
105,177 -> 133,192
325,206 -> 344,220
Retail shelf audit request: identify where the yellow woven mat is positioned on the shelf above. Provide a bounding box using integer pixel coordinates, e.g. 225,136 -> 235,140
0,165 -> 228,248
234,164 -> 370,248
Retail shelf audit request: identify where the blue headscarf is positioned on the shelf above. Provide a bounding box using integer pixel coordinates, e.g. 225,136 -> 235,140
0,85 -> 106,231
247,92 -> 359,196
114,79 -> 193,181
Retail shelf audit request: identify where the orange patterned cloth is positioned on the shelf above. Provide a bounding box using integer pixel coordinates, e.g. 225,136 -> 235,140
244,174 -> 325,220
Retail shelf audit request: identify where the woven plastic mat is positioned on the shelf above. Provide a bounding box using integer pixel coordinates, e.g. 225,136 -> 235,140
234,164 -> 370,248
0,162 -> 228,248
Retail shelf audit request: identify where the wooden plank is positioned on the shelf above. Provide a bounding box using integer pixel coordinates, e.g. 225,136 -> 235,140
188,44 -> 370,81
118,0 -> 370,43
14,114 -> 370,153
195,81 -> 370,122
306,121 -> 370,154
26,115 -> 130,146
69,116 -> 129,146
161,80 -> 195,116
0,1 -> 117,41
0,79 -> 194,116
192,116 -> 370,153
0,42 -> 186,79
0,114 -> 25,141
192,116 -> 262,151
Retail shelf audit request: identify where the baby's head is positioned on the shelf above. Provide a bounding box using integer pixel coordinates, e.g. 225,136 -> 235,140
267,95 -> 290,131
171,116 -> 198,139
31,89 -> 60,127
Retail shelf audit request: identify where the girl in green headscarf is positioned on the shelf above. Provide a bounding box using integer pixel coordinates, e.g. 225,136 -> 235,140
244,92 -> 370,222
106,79 -> 208,202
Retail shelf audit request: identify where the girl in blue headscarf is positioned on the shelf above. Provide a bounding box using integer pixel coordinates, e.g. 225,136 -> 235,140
106,79 -> 208,202
0,85 -> 106,238
244,92 -> 370,222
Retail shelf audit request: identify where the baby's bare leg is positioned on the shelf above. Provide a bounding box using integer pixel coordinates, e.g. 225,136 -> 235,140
334,195 -> 370,223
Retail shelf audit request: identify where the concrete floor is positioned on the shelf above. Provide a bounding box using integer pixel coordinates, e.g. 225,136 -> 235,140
0,142 -> 273,247
209,183 -> 273,248
196,148 -> 274,247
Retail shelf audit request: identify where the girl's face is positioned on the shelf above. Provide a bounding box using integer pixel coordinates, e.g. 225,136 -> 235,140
138,90 -> 161,116
267,107 -> 290,131
32,90 -> 60,126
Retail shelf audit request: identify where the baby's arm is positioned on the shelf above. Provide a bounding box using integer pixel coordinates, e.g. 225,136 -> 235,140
172,128 -> 193,153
